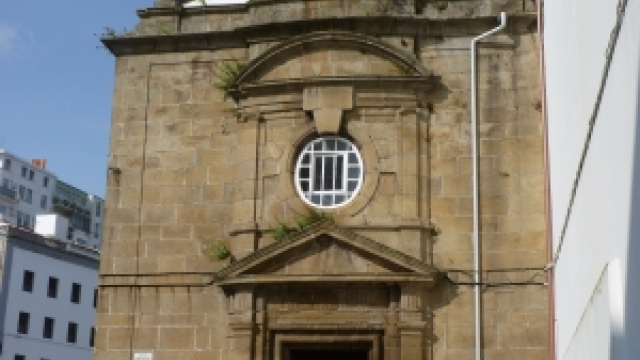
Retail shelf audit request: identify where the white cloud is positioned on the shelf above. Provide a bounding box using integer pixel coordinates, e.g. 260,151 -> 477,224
0,23 -> 17,57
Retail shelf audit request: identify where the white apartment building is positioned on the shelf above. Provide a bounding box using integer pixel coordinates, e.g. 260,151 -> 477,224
544,0 -> 640,358
52,181 -> 104,250
0,223 -> 99,360
0,149 -> 104,250
0,150 -> 56,230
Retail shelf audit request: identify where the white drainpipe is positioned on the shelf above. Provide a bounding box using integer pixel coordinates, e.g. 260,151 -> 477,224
470,12 -> 507,360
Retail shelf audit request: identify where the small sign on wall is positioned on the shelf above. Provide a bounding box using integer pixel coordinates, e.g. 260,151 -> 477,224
134,352 -> 153,360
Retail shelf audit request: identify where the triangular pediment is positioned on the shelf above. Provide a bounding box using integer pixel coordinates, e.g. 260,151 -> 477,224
214,221 -> 439,287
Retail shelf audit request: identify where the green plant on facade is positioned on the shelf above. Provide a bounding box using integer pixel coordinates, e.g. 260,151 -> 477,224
269,221 -> 294,242
269,211 -> 334,242
394,63 -> 413,76
434,1 -> 449,12
214,60 -> 244,92
157,25 -> 177,35
203,239 -> 232,261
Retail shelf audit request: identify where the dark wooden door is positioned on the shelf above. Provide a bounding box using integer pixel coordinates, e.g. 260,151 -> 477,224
289,349 -> 368,360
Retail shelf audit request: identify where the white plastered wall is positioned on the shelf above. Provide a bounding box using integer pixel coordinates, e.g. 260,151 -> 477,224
544,0 -> 640,358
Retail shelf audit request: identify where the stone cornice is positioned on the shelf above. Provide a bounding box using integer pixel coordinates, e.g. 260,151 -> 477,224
229,76 -> 438,101
101,14 -> 537,56
217,273 -> 435,286
229,221 -> 436,236
99,272 -> 215,287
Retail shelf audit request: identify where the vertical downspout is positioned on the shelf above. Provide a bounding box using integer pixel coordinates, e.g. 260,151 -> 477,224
175,1 -> 183,34
537,1 -> 556,359
470,12 -> 507,360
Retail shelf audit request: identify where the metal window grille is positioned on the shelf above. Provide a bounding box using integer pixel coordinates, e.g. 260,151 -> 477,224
295,137 -> 363,208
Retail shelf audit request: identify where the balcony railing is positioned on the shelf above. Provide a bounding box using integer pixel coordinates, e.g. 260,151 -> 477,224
0,186 -> 17,203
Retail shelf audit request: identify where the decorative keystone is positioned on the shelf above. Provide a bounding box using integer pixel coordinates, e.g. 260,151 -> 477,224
312,109 -> 343,134
303,86 -> 353,134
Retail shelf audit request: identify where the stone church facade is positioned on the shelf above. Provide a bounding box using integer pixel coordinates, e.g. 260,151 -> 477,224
96,1 -> 548,360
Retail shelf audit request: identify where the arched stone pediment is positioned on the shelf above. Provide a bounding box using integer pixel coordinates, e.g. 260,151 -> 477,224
214,221 -> 439,288
231,31 -> 431,89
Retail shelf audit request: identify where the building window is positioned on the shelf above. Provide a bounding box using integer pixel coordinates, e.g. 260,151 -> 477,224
47,277 -> 59,298
41,195 -> 47,210
17,312 -> 30,334
18,185 -> 25,201
71,283 -> 81,304
294,137 -> 364,208
22,270 -> 34,292
3,158 -> 11,171
29,170 -> 34,181
26,189 -> 32,204
16,210 -> 22,225
95,202 -> 101,217
94,223 -> 100,239
67,322 -> 78,343
43,317 -> 54,339
21,166 -> 27,178
90,327 -> 95,347
43,176 -> 49,188
14,355 -> 25,360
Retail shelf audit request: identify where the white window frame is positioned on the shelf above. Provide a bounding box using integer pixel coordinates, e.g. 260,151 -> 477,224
294,137 -> 363,209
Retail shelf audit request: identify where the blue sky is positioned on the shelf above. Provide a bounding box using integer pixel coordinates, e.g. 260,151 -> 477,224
0,1 -> 154,197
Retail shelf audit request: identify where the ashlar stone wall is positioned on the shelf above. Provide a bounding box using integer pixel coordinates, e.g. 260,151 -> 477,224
97,1 -> 548,360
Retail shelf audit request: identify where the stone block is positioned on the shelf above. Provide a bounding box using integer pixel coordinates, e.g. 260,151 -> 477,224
303,86 -> 354,110
158,255 -> 186,272
497,323 -> 547,349
229,233 -> 256,259
366,196 -> 392,217
479,195 -> 509,215
158,327 -> 196,349
160,186 -> 202,205
431,157 -> 458,177
176,204 -> 211,224
94,350 -> 130,360
446,324 -> 474,349
133,327 -> 158,349
109,207 -> 141,224
442,176 -> 472,197
207,163 -> 236,182
401,195 -> 420,219
142,205 -> 176,224
434,233 -> 472,252
430,176 -> 443,197
108,239 -> 139,258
